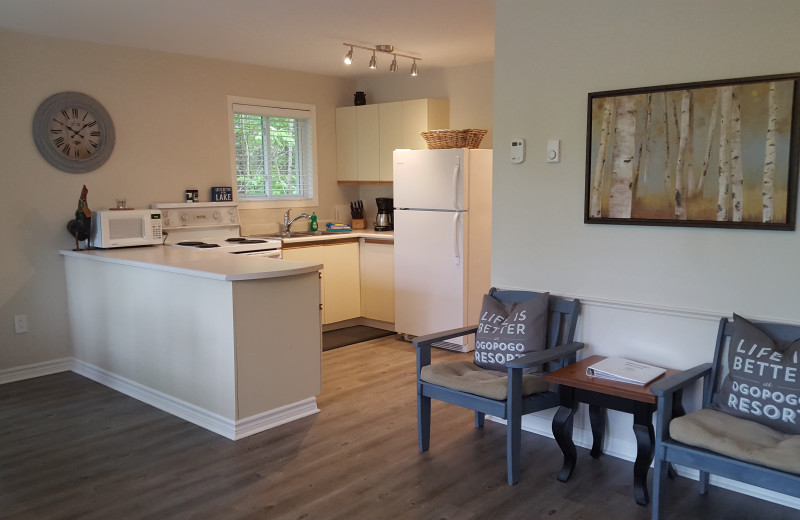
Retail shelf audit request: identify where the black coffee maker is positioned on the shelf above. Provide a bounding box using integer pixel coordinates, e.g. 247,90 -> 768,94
374,198 -> 394,231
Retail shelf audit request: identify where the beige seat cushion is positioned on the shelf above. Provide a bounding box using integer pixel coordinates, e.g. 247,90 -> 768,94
420,361 -> 548,401
670,408 -> 800,475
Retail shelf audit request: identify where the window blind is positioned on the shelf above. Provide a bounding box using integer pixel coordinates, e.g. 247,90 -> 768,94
232,103 -> 314,201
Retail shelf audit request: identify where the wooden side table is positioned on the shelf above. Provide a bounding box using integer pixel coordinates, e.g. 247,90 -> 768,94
544,355 -> 681,506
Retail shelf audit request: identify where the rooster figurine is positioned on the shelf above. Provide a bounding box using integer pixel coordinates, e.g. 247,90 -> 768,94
67,185 -> 92,250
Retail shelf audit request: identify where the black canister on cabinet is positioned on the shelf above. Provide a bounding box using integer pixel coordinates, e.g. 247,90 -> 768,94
354,91 -> 366,106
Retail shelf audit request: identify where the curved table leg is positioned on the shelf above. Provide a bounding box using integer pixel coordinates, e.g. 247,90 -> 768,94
632,404 -> 655,506
552,404 -> 577,482
588,404 -> 605,458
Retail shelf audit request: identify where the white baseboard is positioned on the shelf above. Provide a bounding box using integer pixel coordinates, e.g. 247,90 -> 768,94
71,359 -> 238,438
233,399 -> 320,440
2,357 -> 318,441
71,359 -> 319,440
0,358 -> 72,384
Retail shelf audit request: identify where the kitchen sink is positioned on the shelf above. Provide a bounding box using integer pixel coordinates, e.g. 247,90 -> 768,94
257,230 -> 339,239
288,231 -> 325,237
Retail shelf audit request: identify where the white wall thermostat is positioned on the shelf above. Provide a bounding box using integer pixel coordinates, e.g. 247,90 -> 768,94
510,138 -> 525,164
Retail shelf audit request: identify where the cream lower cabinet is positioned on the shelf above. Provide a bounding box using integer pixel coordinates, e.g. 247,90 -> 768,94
359,240 -> 394,323
283,241 -> 361,325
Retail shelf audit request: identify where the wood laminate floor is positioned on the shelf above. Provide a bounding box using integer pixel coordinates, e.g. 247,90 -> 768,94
1,336 -> 797,519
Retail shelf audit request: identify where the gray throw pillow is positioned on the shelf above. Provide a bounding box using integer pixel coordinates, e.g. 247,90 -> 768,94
474,292 -> 549,372
713,314 -> 800,435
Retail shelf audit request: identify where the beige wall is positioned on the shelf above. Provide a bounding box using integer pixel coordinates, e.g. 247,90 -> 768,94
0,28 -> 356,371
494,0 -> 800,321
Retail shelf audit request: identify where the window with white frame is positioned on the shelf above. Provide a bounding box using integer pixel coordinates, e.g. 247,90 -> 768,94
228,97 -> 317,206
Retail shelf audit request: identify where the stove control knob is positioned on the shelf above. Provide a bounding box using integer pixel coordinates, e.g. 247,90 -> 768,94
181,214 -> 188,222
213,212 -> 220,220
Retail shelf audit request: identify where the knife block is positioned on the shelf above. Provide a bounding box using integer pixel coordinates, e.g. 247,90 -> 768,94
351,219 -> 365,229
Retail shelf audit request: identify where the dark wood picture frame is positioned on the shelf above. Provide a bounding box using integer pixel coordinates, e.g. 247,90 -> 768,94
585,73 -> 800,230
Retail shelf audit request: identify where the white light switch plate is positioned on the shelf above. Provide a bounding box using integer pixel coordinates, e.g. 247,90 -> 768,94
547,140 -> 560,163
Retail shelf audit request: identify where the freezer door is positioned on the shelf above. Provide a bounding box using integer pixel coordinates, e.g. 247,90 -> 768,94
394,209 -> 466,340
393,149 -> 467,211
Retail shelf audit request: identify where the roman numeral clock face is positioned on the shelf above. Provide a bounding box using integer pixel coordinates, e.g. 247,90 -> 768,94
33,92 -> 115,173
49,107 -> 101,159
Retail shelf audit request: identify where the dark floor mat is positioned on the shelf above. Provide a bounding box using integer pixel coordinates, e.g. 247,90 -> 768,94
323,326 -> 395,351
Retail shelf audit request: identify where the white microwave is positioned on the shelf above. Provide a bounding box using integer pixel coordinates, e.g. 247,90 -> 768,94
90,209 -> 163,248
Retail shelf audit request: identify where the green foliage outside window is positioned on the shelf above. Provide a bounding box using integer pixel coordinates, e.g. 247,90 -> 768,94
234,113 -> 307,199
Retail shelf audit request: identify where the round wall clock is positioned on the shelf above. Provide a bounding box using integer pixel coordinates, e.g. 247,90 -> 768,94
32,91 -> 115,173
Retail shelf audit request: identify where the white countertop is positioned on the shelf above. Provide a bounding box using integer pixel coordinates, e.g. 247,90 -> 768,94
60,246 -> 322,281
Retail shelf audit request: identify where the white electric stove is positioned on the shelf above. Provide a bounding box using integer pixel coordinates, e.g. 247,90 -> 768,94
152,202 -> 282,258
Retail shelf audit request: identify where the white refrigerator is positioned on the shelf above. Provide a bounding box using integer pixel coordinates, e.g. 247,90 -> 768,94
393,148 -> 493,352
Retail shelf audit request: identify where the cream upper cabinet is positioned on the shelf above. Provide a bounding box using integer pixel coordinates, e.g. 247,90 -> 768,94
336,98 -> 450,182
401,98 -> 450,150
356,104 -> 380,181
378,102 -> 403,182
335,106 -> 358,181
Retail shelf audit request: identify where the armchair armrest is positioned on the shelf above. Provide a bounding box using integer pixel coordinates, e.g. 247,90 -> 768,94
413,325 -> 478,377
650,363 -> 712,397
506,341 -> 585,369
412,325 -> 479,349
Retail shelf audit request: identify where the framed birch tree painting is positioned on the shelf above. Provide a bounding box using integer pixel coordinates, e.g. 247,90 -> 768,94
585,73 -> 800,230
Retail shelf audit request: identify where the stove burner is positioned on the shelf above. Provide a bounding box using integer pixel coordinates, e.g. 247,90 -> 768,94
197,243 -> 221,248
225,238 -> 267,244
177,241 -> 206,246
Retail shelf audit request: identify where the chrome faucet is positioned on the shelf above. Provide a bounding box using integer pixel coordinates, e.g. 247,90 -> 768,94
284,209 -> 311,235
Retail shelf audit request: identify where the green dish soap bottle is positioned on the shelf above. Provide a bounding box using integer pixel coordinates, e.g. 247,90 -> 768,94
310,212 -> 318,232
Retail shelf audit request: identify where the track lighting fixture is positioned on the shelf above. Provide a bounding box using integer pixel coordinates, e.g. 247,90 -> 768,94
342,42 -> 421,76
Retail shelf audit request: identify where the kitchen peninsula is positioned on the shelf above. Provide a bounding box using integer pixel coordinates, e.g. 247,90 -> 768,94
60,246 -> 323,440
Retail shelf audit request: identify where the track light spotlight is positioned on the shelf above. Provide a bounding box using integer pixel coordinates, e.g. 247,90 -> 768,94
341,43 -> 421,76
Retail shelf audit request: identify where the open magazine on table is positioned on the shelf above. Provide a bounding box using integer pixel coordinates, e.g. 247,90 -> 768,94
586,357 -> 666,386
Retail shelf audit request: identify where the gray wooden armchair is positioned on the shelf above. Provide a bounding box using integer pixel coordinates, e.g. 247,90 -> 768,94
413,288 -> 582,484
650,316 -> 800,520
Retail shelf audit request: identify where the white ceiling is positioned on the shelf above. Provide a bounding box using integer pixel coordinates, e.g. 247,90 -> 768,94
0,0 -> 495,78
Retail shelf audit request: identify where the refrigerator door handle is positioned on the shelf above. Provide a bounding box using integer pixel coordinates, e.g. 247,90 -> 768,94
452,156 -> 461,210
452,212 -> 461,265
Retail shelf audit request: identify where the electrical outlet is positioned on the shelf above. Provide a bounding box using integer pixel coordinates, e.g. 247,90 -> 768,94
14,314 -> 27,334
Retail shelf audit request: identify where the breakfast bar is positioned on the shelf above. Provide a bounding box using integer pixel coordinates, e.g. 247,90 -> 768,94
60,247 -> 323,440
